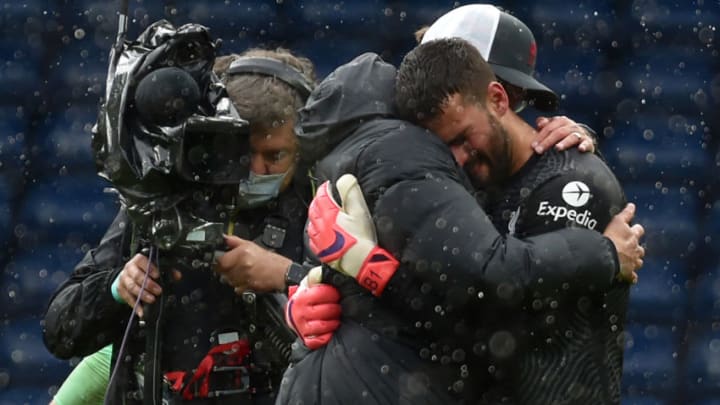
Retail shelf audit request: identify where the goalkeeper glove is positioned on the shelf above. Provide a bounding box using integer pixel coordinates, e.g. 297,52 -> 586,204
285,267 -> 342,350
307,174 -> 398,296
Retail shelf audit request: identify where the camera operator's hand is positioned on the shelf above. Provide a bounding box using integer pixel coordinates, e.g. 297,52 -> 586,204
116,253 -> 181,318
215,236 -> 290,293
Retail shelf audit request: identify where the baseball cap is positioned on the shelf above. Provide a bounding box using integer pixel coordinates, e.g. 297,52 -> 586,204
422,4 -> 559,111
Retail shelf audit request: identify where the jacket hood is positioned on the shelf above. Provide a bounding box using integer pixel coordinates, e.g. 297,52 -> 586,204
296,52 -> 397,163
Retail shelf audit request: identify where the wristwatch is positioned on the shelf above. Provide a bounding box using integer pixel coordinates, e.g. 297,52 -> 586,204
284,262 -> 307,287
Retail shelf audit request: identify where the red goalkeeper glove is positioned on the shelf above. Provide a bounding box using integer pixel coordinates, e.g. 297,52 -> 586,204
307,174 -> 399,296
285,267 -> 342,350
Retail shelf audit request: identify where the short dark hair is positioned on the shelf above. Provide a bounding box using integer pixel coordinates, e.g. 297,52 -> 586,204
395,38 -> 496,124
215,48 -> 316,132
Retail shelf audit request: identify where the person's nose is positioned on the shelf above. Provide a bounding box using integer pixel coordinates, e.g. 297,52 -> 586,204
451,142 -> 474,166
250,153 -> 268,175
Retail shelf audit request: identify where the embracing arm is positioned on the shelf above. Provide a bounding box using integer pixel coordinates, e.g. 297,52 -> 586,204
43,209 -> 132,359
374,177 -> 620,306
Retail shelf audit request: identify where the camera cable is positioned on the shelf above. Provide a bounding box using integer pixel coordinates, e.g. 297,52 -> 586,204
103,245 -> 158,405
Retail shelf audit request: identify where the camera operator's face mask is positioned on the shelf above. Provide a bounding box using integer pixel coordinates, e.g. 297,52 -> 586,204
237,170 -> 291,209
236,121 -> 298,209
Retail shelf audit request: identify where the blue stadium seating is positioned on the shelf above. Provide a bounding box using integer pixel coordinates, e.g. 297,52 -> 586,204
685,327 -> 720,395
184,1 -> 282,40
622,184 -> 701,260
603,141 -> 711,186
0,2 -> 44,37
32,106 -> 99,176
621,396 -> 669,405
525,0 -> 617,47
0,319 -> 72,389
285,0 -> 391,40
46,41 -> 109,108
1,243 -> 88,318
15,175 -> 118,250
689,400 -> 720,405
535,47 -> 617,112
60,0 -> 165,29
0,4 -> 45,106
0,60 -> 41,105
700,199 -> 720,261
0,172 -> 20,257
0,110 -> 27,172
624,0 -> 719,48
622,323 -> 679,396
0,39 -> 42,66
626,258 -> 688,323
602,113 -> 710,185
0,387 -> 53,405
690,260 -> 720,320
291,38 -> 384,79
616,48 -> 716,113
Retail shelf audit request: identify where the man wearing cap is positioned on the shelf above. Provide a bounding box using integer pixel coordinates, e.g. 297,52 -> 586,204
414,4 -> 596,154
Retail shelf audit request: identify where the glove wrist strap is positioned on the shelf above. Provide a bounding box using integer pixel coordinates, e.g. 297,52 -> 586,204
356,247 -> 399,296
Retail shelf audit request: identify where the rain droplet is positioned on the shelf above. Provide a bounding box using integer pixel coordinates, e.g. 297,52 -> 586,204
699,26 -> 715,44
489,331 -> 517,358
435,218 -> 447,229
452,349 -> 466,362
74,28 -> 86,40
452,380 -> 465,392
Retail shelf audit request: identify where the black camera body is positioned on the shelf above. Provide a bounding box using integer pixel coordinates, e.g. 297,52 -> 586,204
93,20 -> 251,260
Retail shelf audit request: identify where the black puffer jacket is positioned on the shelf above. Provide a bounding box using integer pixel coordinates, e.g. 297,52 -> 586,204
277,53 -> 621,404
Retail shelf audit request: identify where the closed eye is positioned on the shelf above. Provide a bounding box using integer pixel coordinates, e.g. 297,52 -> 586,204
264,150 -> 290,163
447,131 -> 468,148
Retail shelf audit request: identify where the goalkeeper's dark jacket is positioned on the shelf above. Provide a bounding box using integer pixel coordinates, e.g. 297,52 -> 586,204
277,53 -> 622,404
42,175 -> 310,405
478,148 -> 629,404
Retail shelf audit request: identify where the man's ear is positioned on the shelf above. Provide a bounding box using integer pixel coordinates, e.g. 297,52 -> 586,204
487,81 -> 510,117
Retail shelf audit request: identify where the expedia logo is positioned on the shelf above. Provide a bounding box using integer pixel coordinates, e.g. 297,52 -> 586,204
537,181 -> 597,229
561,181 -> 591,207
537,202 -> 597,229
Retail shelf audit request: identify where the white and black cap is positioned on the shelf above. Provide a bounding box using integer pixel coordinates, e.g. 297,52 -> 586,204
422,4 -> 558,111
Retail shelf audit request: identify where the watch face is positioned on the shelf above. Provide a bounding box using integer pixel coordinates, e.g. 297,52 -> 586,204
286,263 -> 306,285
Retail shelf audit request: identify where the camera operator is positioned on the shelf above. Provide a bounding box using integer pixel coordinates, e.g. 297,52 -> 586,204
43,47 -> 317,405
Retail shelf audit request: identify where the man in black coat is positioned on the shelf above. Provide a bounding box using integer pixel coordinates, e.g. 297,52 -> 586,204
276,46 -> 643,403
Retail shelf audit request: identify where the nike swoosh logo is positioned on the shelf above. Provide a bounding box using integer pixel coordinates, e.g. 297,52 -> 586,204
317,230 -> 345,259
286,300 -> 300,333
